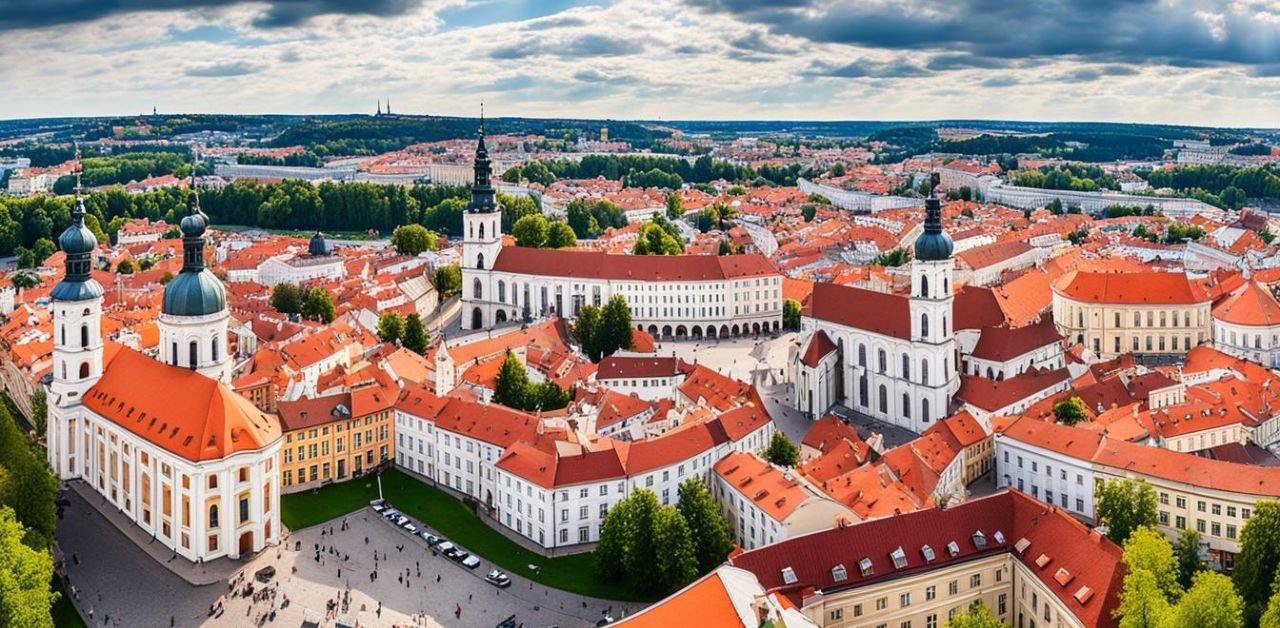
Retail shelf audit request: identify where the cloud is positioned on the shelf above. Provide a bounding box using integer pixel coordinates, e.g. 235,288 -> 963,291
980,75 -> 1020,88
183,60 -> 263,77
688,0 -> 1280,69
0,0 -> 430,31
489,34 -> 643,59
804,57 -> 930,78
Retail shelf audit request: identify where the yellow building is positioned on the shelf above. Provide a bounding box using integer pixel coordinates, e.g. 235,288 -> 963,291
276,382 -> 396,492
1052,270 -> 1212,360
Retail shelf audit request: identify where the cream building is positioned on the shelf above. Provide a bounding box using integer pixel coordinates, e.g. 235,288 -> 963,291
1051,269 -> 1212,360
713,451 -> 853,550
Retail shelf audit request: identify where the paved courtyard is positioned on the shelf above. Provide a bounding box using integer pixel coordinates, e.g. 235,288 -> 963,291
57,488 -> 631,627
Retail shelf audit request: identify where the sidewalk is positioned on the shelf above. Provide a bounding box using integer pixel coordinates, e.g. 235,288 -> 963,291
65,479 -> 244,586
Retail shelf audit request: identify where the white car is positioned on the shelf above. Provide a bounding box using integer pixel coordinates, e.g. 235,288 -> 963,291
395,515 -> 409,526
403,523 -> 418,533
461,555 -> 481,569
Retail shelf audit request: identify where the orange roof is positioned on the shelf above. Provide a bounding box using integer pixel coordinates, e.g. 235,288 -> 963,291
1213,280 -> 1280,327
714,451 -> 814,521
614,569 -> 745,628
1053,270 -> 1209,305
84,344 -> 281,462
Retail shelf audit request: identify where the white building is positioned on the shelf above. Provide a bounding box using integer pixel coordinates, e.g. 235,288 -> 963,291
1211,279 -> 1280,368
45,186 -> 282,562
995,419 -> 1098,520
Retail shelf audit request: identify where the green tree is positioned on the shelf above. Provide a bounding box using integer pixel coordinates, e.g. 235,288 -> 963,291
574,304 -> 603,362
801,203 -> 817,222
434,263 -> 461,296
402,313 -> 428,355
871,248 -> 909,267
632,223 -> 683,255
651,505 -> 698,594
948,602 -> 1003,628
1096,478 -> 1159,545
598,295 -> 634,357
301,287 -> 336,323
376,312 -> 404,343
1234,501 -> 1280,624
665,193 -> 684,219
1049,197 -> 1064,214
530,380 -> 569,411
11,274 -> 40,290
32,238 -> 55,266
1221,185 -> 1248,210
0,404 -> 57,549
494,350 -> 531,410
1261,572 -> 1280,628
270,283 -> 304,315
116,258 -> 136,274
676,478 -> 733,573
783,299 -> 802,330
622,490 -> 660,588
1115,568 -> 1172,628
1169,571 -> 1243,628
512,214 -> 549,248
30,388 -> 47,438
1052,396 -> 1088,426
546,221 -> 577,248
391,223 -> 435,255
159,271 -> 173,285
830,162 -> 847,177
762,432 -> 800,467
0,507 -> 56,628
1173,528 -> 1203,591
595,497 -> 630,581
1123,526 -> 1182,602
15,247 -> 33,270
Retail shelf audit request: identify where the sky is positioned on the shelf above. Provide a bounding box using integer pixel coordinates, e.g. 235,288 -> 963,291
0,0 -> 1278,126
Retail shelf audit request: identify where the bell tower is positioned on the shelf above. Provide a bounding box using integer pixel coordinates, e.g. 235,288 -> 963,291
50,163 -> 105,408
462,105 -> 503,330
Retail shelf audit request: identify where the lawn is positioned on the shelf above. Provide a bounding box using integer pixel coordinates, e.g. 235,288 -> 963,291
280,469 -> 657,603
52,578 -> 86,628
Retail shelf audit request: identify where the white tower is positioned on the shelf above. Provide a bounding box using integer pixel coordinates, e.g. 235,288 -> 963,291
462,108 -> 502,330
434,339 -> 455,396
49,180 -> 105,408
908,173 -> 957,426
158,180 -> 232,383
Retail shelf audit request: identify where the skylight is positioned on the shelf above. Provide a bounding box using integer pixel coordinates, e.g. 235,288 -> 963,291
993,530 -> 1006,545
921,545 -> 936,562
831,564 -> 847,582
890,546 -> 908,570
947,541 -> 960,556
972,531 -> 987,549
781,567 -> 797,585
858,557 -> 874,576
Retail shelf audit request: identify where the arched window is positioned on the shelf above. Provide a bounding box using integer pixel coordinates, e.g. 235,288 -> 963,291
901,354 -> 910,381
189,340 -> 198,369
498,281 -> 506,303
479,223 -> 485,240
476,252 -> 485,270
60,326 -> 65,345
211,338 -> 219,362
209,504 -> 219,529
80,324 -> 89,348
878,385 -> 887,414
473,278 -> 483,300
859,375 -> 868,407
877,349 -> 887,374
920,275 -> 929,298
902,393 -> 911,417
986,366 -> 994,379
921,313 -> 929,337
921,359 -> 929,386
943,316 -> 948,336
170,342 -> 178,366
922,398 -> 931,424
857,344 -> 866,368
78,362 -> 89,378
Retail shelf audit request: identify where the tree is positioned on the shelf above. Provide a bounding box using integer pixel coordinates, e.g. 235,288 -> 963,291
574,304 -> 603,362
1234,501 -> 1280,624
762,432 -> 800,467
677,478 -> 733,573
1221,185 -> 1248,210
665,193 -> 683,219
0,507 -> 56,628
30,388 -> 47,438
391,223 -> 435,255
1168,571 -> 1243,628
32,238 -> 55,266
377,312 -> 404,343
159,272 -> 173,285
546,221 -> 577,248
651,505 -> 698,594
1123,526 -> 1182,602
402,313 -> 428,355
871,248 -> 909,267
622,489 -> 660,586
271,283 -> 304,315
11,274 -> 39,290
783,299 -> 801,330
434,263 -> 461,296
301,287 -> 336,323
494,350 -> 531,410
830,162 -> 846,177
1052,396 -> 1087,426
632,223 -> 683,255
1096,478 -> 1159,545
801,203 -> 817,222
115,258 -> 136,274
598,295 -> 634,357
1173,528 -> 1203,590
0,404 -> 57,549
512,214 -> 550,248
595,497 -> 630,581
1259,572 -> 1280,628
1115,568 -> 1172,628
948,602 -> 1003,628
1049,197 -> 1064,214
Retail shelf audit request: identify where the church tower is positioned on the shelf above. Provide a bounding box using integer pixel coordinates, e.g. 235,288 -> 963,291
158,178 -> 232,383
434,338 -> 455,396
50,170 -> 105,408
909,172 -> 957,424
461,107 -> 502,330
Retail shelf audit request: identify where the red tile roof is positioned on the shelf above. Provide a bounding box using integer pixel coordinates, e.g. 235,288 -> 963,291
799,330 -> 838,368
492,247 -> 778,281
596,356 -> 691,381
957,367 -> 1071,412
970,318 -> 1062,362
1213,280 -> 1280,327
1053,270 -> 1210,305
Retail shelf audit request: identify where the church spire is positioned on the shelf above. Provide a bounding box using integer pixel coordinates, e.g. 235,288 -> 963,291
179,174 -> 208,273
469,102 -> 496,213
914,171 -> 953,261
51,145 -> 102,301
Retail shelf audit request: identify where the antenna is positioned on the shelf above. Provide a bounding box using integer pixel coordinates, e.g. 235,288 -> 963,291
480,101 -> 485,135
73,142 -> 83,198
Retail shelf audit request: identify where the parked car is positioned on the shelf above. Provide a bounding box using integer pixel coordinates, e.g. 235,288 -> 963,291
444,548 -> 468,562
394,515 -> 409,527
422,532 -> 443,546
461,554 -> 481,569
371,502 -> 388,513
485,570 -> 511,587
254,566 -> 276,583
496,616 -> 517,628
435,541 -> 455,555
382,509 -> 401,520
402,522 -> 418,533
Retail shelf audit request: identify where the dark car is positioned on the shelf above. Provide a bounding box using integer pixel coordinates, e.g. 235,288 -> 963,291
496,616 -> 517,628
443,546 -> 467,562
422,532 -> 444,546
254,566 -> 276,583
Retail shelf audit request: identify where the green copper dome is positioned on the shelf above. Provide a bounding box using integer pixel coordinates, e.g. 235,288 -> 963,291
162,269 -> 225,316
914,190 -> 953,262
309,231 -> 328,256
52,195 -> 102,302
59,222 -> 97,255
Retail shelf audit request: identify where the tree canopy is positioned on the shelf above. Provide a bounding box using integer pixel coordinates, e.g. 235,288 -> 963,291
1096,478 -> 1159,545
401,313 -> 428,355
1052,396 -> 1088,426
391,223 -> 436,255
301,287 -> 336,323
1234,500 -> 1280,625
0,507 -> 56,628
270,283 -> 304,315
762,431 -> 800,468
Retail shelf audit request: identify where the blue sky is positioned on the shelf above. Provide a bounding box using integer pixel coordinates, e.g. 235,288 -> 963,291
0,0 -> 1277,125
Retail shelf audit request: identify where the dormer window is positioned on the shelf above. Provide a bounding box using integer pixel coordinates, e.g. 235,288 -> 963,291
972,531 -> 987,549
781,567 -> 797,585
921,545 -> 936,562
858,557 -> 874,576
947,541 -> 960,557
831,564 -> 847,582
890,546 -> 908,570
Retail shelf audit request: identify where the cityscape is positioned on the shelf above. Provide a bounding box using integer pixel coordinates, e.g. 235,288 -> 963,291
2,1 -> 1280,628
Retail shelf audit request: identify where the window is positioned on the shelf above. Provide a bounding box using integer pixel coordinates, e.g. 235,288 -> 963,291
239,497 -> 249,523
209,504 -> 219,528
926,585 -> 936,601
949,580 -> 958,595
876,598 -> 887,611
900,592 -> 911,608
830,609 -> 844,622
970,574 -> 982,588
188,340 -> 199,368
